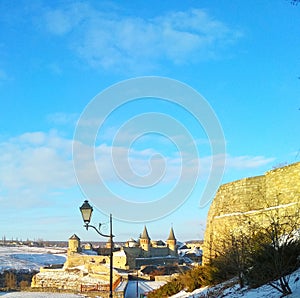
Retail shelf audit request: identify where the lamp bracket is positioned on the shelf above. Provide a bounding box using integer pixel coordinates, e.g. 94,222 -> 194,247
84,224 -> 115,238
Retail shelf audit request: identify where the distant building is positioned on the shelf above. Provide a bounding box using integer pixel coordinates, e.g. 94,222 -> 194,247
32,234 -> 121,293
114,226 -> 178,269
67,234 -> 81,255
32,226 -> 179,292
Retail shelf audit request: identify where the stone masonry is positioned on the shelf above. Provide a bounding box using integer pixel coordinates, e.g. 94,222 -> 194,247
203,161 -> 300,263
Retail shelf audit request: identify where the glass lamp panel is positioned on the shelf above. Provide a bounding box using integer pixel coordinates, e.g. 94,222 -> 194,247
80,200 -> 93,223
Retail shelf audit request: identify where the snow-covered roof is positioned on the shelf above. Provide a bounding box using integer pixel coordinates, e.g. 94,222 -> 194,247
114,250 -> 127,257
127,237 -> 137,243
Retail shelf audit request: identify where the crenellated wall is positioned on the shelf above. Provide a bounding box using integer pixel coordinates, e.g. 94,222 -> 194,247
203,162 -> 300,263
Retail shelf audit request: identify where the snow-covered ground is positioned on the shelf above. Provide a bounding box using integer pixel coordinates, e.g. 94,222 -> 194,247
0,246 -> 166,297
124,280 -> 166,298
170,267 -> 300,298
2,245 -> 300,298
0,245 -> 66,272
0,293 -> 83,297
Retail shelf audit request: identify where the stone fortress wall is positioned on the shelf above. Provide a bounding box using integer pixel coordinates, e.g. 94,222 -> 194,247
203,161 -> 300,263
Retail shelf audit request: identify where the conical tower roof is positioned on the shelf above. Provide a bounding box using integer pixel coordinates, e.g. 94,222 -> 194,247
69,234 -> 80,240
140,226 -> 151,240
167,227 -> 176,241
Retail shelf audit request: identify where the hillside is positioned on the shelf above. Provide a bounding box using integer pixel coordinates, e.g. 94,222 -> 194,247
0,246 -> 66,273
169,267 -> 300,298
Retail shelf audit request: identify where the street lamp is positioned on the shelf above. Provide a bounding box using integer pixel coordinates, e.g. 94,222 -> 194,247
79,200 -> 114,298
79,200 -> 93,227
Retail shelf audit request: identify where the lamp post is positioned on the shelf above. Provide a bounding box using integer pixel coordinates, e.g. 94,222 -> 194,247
79,200 -> 114,298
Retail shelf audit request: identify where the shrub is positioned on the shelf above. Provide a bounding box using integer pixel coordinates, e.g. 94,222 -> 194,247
245,239 -> 300,289
147,265 -> 222,297
147,278 -> 183,298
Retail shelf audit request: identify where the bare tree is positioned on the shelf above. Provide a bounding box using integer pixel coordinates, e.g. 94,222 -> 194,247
206,218 -> 254,289
246,199 -> 300,296
205,193 -> 300,295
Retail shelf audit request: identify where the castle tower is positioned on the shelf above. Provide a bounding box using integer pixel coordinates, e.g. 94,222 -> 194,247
68,234 -> 81,255
140,226 -> 151,255
166,227 -> 177,256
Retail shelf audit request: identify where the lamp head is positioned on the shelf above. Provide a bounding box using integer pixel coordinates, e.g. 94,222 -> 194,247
79,200 -> 93,227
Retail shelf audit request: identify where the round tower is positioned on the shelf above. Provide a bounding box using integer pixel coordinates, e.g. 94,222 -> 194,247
140,226 -> 151,254
166,227 -> 177,256
68,234 -> 81,255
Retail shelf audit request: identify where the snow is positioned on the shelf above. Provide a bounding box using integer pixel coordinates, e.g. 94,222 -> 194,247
124,280 -> 166,298
169,267 -> 300,298
6,246 -> 300,298
113,250 -> 126,257
3,245 -> 300,298
0,246 -> 66,273
215,201 -> 298,219
115,280 -> 127,292
178,247 -> 202,258
0,293 -> 83,297
136,255 -> 176,260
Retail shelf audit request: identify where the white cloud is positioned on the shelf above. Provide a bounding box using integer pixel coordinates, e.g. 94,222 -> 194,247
0,129 -> 273,208
74,142 -> 274,188
18,131 -> 47,145
47,112 -> 79,126
45,9 -> 72,35
42,3 -> 242,72
0,132 -> 75,207
44,2 -> 89,35
73,142 -> 181,186
225,154 -> 275,169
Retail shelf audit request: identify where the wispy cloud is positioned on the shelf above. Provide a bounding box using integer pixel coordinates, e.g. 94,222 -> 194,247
0,131 -> 75,208
42,3 -> 242,72
225,155 -> 275,169
0,130 -> 273,208
47,112 -> 79,126
199,154 -> 275,174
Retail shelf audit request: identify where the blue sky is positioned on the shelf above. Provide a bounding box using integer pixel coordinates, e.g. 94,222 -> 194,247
0,0 -> 299,243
